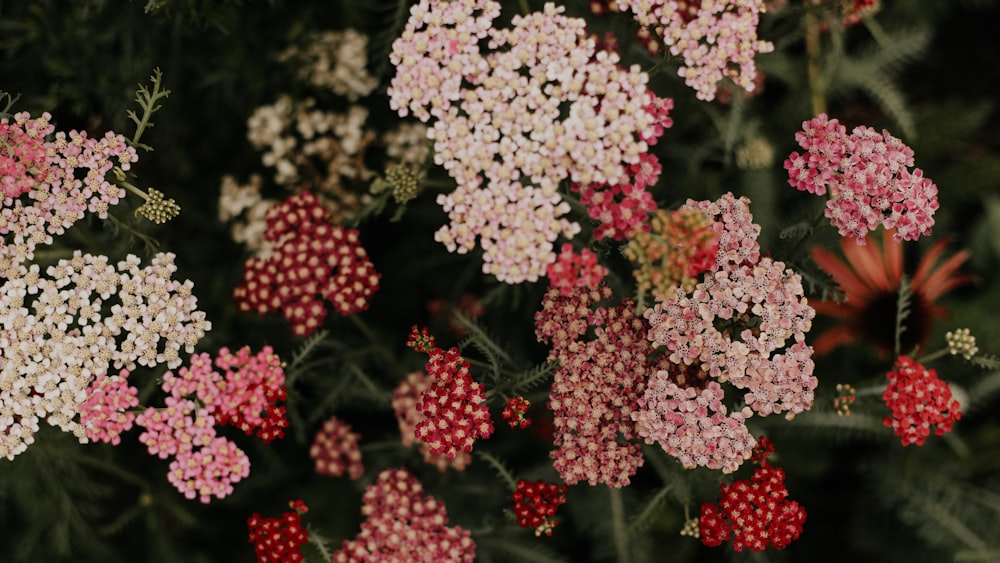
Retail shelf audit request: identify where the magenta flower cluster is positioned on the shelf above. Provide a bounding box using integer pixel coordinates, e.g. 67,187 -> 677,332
389,1 -> 672,283
0,252 -> 209,460
614,0 -> 774,101
0,112 -> 136,278
310,415 -> 364,479
785,113 -> 938,243
640,193 -> 816,471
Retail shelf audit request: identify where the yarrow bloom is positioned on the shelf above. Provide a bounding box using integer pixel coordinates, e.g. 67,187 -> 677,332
535,283 -> 673,487
406,327 -> 494,459
77,370 -> 140,445
333,467 -> 476,562
699,440 -> 807,552
946,328 -> 978,360
512,479 -> 568,536
310,415 -> 364,479
614,0 -> 774,101
501,396 -> 531,429
624,206 -> 719,301
545,243 -> 608,297
392,371 -> 472,471
233,191 -> 381,337
882,356 -> 962,447
0,252 -> 210,460
248,499 -> 310,563
389,1 -> 673,283
785,113 -> 939,243
0,112 -> 135,278
810,228 -> 970,356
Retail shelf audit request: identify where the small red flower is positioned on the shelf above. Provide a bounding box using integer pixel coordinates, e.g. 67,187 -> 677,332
882,356 -> 962,446
247,500 -> 310,563
512,479 -> 569,536
501,396 -> 531,429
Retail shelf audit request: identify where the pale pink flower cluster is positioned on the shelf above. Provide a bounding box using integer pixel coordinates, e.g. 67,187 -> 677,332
785,113 -> 938,243
334,467 -> 476,562
77,369 -> 140,445
0,112 -> 135,278
0,252 -> 210,460
390,1 -> 672,283
310,415 -> 364,479
392,371 -> 471,472
614,0 -> 774,101
136,348 -> 285,503
645,194 -> 816,419
634,376 -> 755,473
279,29 -> 379,101
535,283 -> 674,487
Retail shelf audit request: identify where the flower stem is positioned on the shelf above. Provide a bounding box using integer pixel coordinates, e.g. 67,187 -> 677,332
916,347 -> 950,365
609,487 -> 631,563
804,11 -> 826,116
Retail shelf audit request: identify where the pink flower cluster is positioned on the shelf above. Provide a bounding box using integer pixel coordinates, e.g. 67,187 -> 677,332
545,243 -> 608,296
309,415 -> 364,479
535,283 -> 674,487
389,1 -> 673,282
134,347 -> 288,502
633,377 -> 755,473
77,370 -> 140,445
614,0 -> 774,101
640,194 -> 815,471
0,112 -> 135,278
406,327 -> 494,460
0,252 -> 210,460
882,356 -> 962,447
233,191 -> 381,336
333,467 -> 476,562
392,371 -> 472,471
785,113 -> 938,243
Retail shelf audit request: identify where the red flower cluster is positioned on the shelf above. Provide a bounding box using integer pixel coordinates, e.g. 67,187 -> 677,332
699,439 -> 806,552
334,468 -> 476,562
309,415 -> 364,479
247,499 -> 309,563
545,244 -> 608,296
572,152 -> 661,241
233,191 -> 380,336
501,396 -> 531,429
882,356 -> 962,446
512,479 -> 568,536
211,346 -> 289,442
407,327 -> 494,459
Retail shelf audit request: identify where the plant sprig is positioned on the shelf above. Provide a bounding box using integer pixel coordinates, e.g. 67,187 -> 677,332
127,68 -> 171,151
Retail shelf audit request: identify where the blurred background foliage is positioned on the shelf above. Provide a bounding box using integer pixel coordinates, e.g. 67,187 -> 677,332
1,0 -> 1000,561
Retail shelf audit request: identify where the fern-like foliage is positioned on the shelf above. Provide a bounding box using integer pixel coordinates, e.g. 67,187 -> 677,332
894,275 -> 912,357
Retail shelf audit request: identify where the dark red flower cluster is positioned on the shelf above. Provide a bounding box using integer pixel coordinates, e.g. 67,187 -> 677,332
882,355 -> 962,446
211,346 -> 289,443
699,440 -> 806,552
512,479 -> 568,536
247,499 -> 309,563
407,326 -> 494,459
334,468 -> 476,562
233,191 -> 380,336
501,396 -> 531,429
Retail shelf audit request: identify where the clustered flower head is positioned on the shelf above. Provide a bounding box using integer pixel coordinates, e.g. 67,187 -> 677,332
613,0 -> 774,101
0,252 -> 210,460
310,415 -> 364,479
279,29 -> 379,101
545,243 -> 608,297
699,439 -> 807,552
392,370 -> 472,471
785,113 -> 938,244
624,206 -> 720,301
406,327 -> 494,460
946,328 -> 978,360
248,499 -> 310,563
511,479 -> 568,536
634,377 -> 756,473
882,355 -> 962,447
389,1 -> 673,283
535,283 -> 673,487
834,383 -> 856,416
333,467 -> 476,562
233,191 -> 380,337
501,396 -> 532,429
77,370 -> 140,445
134,346 -> 286,502
218,174 -> 275,254
0,112 -> 135,278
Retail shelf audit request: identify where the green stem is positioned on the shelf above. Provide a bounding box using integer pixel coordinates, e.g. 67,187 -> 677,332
518,0 -> 530,15
804,11 -> 826,116
916,347 -> 950,365
609,487 -> 630,563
